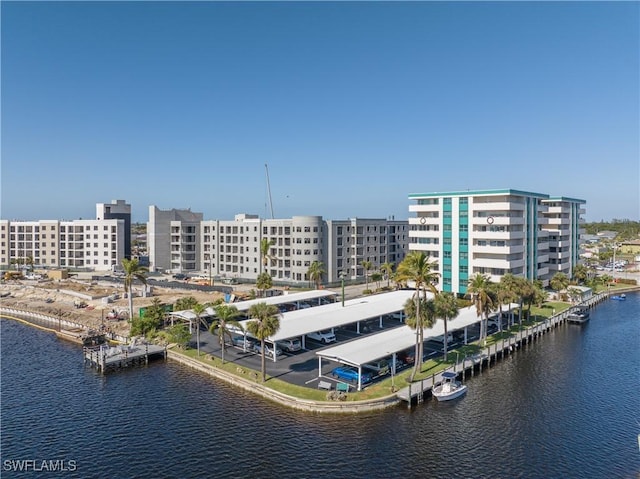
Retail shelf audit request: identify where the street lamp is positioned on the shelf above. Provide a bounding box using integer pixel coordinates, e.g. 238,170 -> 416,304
339,270 -> 346,307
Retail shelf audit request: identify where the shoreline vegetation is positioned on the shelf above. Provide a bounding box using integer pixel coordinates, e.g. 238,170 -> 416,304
3,283 -> 637,413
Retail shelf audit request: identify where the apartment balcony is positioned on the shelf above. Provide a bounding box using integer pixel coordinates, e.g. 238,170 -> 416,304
410,243 -> 439,254
472,216 -> 524,226
537,266 -> 550,277
409,230 -> 440,239
472,257 -> 524,269
409,203 -> 440,213
537,241 -> 550,251
537,254 -> 550,264
472,231 -> 525,241
409,216 -> 440,226
546,217 -> 571,225
471,200 -> 524,211
472,244 -> 525,255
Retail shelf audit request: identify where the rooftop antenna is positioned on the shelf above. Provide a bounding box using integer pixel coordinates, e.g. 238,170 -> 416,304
265,163 -> 275,219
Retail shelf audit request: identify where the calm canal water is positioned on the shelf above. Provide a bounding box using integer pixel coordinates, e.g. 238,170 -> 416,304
2,293 -> 639,478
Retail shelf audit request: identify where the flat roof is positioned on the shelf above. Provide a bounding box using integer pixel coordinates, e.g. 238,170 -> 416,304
170,290 -> 338,318
408,189 -> 549,200
316,303 -> 519,367
238,290 -> 416,342
231,290 -> 338,312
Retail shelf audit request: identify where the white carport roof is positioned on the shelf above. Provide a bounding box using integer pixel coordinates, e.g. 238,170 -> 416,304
316,303 -> 519,367
228,290 -> 338,312
168,290 -> 338,318
238,290 -> 417,342
169,310 -> 198,320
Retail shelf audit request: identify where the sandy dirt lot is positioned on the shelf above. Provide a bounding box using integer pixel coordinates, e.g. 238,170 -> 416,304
0,278 -> 228,336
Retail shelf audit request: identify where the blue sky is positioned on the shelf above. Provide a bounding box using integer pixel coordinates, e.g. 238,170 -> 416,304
2,1 -> 638,222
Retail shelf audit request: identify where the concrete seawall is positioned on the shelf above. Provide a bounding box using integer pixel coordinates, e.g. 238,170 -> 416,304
167,350 -> 401,413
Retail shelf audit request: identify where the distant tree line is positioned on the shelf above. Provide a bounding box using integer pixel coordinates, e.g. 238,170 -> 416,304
584,220 -> 640,241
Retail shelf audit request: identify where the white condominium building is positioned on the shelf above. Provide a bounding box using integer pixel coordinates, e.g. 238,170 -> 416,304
542,197 -> 586,277
0,218 -> 124,271
149,211 -> 409,285
408,189 -> 585,294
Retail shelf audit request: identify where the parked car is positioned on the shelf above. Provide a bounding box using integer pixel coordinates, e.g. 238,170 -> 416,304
363,359 -> 390,376
231,336 -> 254,350
172,273 -> 187,280
397,350 -> 415,366
331,366 -> 373,384
253,343 -> 283,358
277,338 -> 302,353
306,330 -> 336,344
431,332 -> 454,343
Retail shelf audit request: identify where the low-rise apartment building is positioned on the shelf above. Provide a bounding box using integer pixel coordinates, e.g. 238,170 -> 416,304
0,217 -> 124,271
149,210 -> 409,285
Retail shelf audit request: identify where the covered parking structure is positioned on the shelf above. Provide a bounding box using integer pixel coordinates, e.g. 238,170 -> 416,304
316,303 -> 520,390
167,310 -> 202,333
167,290 -> 338,330
225,290 -> 338,318
236,290 -> 416,362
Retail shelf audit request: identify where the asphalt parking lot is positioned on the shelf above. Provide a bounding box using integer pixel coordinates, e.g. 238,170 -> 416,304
192,311 -> 487,390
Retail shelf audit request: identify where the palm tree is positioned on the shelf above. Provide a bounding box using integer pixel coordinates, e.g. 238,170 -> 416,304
256,272 -> 272,297
210,304 -> 242,364
467,273 -> 494,343
380,262 -> 394,289
572,264 -> 588,284
121,258 -> 148,324
307,261 -> 326,289
371,272 -> 383,291
403,296 -> 437,379
246,302 -> 281,382
192,302 -> 207,357
550,272 -> 570,300
396,251 -> 440,381
434,292 -> 460,361
493,276 -> 518,332
361,260 -> 373,291
260,238 -> 277,274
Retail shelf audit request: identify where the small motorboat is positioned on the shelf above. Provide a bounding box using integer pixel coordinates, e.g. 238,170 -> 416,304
432,371 -> 467,401
611,294 -> 627,301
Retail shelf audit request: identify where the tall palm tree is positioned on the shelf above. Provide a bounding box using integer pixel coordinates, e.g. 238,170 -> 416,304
256,272 -> 272,297
403,296 -> 437,379
246,302 -> 281,382
371,272 -> 383,291
259,238 -> 277,274
434,292 -> 460,361
467,273 -> 494,343
307,261 -> 326,289
550,272 -> 570,300
380,262 -> 394,289
572,264 -> 588,284
210,304 -> 242,364
492,276 -> 517,332
192,302 -> 207,357
361,260 -> 373,291
121,258 -> 147,324
396,251 -> 440,381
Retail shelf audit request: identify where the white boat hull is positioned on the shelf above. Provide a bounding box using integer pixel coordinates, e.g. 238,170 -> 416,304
433,382 -> 467,401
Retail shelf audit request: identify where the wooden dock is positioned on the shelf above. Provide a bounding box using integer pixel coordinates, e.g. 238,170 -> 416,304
397,292 -> 609,408
84,342 -> 166,373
